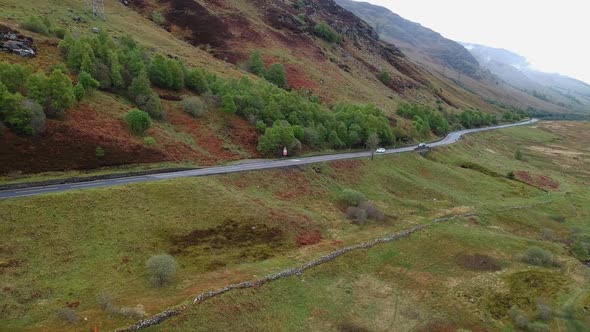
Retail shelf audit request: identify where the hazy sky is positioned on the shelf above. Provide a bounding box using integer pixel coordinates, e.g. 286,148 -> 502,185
359,0 -> 590,84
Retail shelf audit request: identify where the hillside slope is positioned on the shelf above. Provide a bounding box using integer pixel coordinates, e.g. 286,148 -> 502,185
0,0 -> 573,177
335,0 -> 579,116
2,121 -> 589,331
335,0 -> 479,77
464,43 -> 590,115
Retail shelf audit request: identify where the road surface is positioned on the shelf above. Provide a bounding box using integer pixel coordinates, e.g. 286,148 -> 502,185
0,119 -> 538,199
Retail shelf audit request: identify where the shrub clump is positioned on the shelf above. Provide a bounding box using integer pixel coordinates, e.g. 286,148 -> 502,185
151,11 -> 166,26
145,254 -> 178,287
125,109 -> 152,136
339,189 -> 367,207
346,201 -> 384,225
314,22 -> 341,43
56,308 -> 78,324
265,63 -> 288,89
377,70 -> 390,85
182,97 -> 207,118
247,51 -> 266,77
20,16 -> 51,36
144,136 -> 156,145
26,69 -> 75,119
521,246 -> 560,267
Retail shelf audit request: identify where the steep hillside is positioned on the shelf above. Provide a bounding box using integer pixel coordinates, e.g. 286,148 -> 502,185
0,0 -> 567,176
335,0 -> 479,77
464,43 -> 590,115
335,0 -> 580,116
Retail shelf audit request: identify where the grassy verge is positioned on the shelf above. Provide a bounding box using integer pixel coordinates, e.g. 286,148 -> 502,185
1,121 -> 589,331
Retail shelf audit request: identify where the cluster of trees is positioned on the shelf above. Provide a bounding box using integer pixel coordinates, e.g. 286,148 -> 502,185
397,103 -> 529,139
396,103 -> 450,137
0,62 -> 85,136
245,52 -> 288,89
206,74 -> 394,155
59,31 -> 167,119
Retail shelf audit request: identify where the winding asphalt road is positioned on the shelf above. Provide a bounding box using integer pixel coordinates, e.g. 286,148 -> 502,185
0,119 -> 538,200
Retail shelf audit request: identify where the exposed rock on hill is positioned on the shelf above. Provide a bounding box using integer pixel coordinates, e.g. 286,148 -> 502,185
0,24 -> 35,57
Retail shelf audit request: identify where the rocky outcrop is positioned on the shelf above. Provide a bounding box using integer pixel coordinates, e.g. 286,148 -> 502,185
0,25 -> 35,57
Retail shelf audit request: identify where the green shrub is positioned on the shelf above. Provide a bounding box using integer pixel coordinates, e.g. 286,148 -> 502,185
78,71 -> 100,91
265,63 -> 288,89
522,247 -> 559,267
125,109 -> 152,136
144,136 -> 156,145
186,69 -> 209,94
20,16 -> 51,36
182,97 -> 206,117
52,27 -> 67,39
377,71 -> 390,85
26,69 -> 75,119
515,149 -> 524,160
151,11 -> 166,26
247,51 -> 266,76
148,55 -> 184,91
257,120 -> 296,155
95,147 -> 105,157
1,90 -> 45,136
145,254 -> 177,287
136,92 -> 164,120
222,94 -> 237,114
256,120 -> 267,133
0,62 -> 32,93
21,99 -> 46,135
74,83 -> 85,102
340,189 -> 367,207
314,22 -> 341,43
507,171 -> 516,180
128,69 -> 152,101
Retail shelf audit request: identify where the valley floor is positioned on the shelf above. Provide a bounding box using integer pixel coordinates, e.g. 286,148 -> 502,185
1,121 -> 589,331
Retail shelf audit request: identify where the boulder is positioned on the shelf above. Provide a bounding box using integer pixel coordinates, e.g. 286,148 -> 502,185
0,25 -> 35,58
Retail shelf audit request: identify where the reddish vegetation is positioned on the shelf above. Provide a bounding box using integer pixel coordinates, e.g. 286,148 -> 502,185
295,230 -> 322,247
285,63 -> 317,91
224,116 -> 260,157
273,168 -> 312,200
0,107 -> 170,174
166,110 -> 239,163
65,301 -> 80,309
328,160 -> 366,183
161,0 -> 229,48
515,171 -> 560,190
417,321 -> 489,332
455,254 -> 501,271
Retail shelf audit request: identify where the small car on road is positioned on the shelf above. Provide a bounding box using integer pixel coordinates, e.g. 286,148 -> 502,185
375,148 -> 386,153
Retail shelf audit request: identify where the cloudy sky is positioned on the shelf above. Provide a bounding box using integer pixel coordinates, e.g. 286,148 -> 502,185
360,0 -> 590,84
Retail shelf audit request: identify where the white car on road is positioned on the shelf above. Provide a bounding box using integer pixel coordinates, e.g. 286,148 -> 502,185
375,148 -> 386,153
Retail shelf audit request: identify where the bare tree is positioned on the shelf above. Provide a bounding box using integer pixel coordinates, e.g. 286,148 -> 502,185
366,132 -> 380,160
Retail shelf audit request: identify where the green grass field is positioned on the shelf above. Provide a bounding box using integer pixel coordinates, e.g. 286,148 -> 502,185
1,121 -> 590,331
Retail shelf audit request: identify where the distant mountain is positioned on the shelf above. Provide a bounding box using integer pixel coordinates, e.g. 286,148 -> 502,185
335,0 -> 480,77
463,43 -> 590,114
